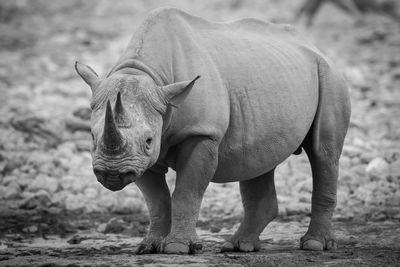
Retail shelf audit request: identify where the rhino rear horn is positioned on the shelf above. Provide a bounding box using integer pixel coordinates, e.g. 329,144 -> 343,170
75,61 -> 99,91
102,100 -> 125,151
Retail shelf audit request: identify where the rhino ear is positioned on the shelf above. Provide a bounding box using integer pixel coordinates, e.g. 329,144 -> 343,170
159,76 -> 200,108
75,61 -> 99,90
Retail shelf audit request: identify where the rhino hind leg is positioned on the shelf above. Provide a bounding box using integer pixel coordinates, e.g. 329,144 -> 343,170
300,146 -> 340,251
221,169 -> 278,253
300,58 -> 351,251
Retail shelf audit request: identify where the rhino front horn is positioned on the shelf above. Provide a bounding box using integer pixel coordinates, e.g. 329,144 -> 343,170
114,91 -> 131,127
102,100 -> 125,151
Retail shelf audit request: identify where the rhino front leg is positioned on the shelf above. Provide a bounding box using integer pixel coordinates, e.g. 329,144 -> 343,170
161,137 -> 218,254
301,149 -> 339,251
221,169 -> 278,252
135,170 -> 171,254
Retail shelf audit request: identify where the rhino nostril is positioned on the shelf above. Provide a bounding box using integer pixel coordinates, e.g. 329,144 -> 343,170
145,137 -> 153,151
93,169 -> 105,180
146,137 -> 152,146
120,170 -> 137,183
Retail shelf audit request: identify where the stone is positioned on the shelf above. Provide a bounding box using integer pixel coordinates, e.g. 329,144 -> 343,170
104,218 -> 127,234
339,156 -> 351,169
61,175 -> 90,193
389,160 -> 400,178
343,145 -> 363,158
3,181 -> 20,200
2,175 -> 18,186
97,223 -> 107,233
112,197 -> 143,214
22,225 -> 38,233
0,185 -> 8,199
83,187 -> 98,199
27,174 -> 59,193
19,190 -> 51,210
366,158 -> 390,180
97,194 -> 118,211
51,190 -> 70,207
65,193 -> 87,211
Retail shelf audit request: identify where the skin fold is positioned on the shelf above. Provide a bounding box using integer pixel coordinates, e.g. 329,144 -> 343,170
75,8 -> 351,254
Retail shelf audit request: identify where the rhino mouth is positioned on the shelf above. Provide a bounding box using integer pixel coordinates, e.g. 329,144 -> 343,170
93,169 -> 137,191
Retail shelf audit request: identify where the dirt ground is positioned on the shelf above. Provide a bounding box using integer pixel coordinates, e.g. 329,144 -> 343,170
0,0 -> 400,266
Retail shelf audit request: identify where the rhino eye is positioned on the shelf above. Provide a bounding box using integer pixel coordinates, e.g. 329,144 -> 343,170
91,133 -> 95,141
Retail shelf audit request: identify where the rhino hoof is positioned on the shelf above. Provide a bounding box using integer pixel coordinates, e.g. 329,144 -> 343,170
301,239 -> 324,251
300,235 -> 338,251
163,242 -> 190,254
220,240 -> 259,252
239,241 -> 256,252
136,243 -> 157,254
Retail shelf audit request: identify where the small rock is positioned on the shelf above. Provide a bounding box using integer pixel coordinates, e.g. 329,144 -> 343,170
61,175 -> 90,193
339,156 -> 351,168
19,191 -> 51,210
83,187 -> 98,199
104,218 -> 127,234
112,197 -> 143,214
2,175 -> 17,186
343,145 -> 363,158
0,186 -> 7,198
50,190 -> 70,206
27,174 -> 59,193
65,193 -> 87,211
360,152 -> 378,164
366,158 -> 390,180
97,194 -> 118,211
350,157 -> 361,166
3,182 -> 20,200
389,160 -> 400,178
67,234 -> 87,244
210,225 -> 221,233
97,223 -> 107,233
22,225 -> 38,233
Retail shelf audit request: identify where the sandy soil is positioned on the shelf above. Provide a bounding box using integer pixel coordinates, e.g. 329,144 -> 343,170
0,0 -> 400,266
0,208 -> 399,266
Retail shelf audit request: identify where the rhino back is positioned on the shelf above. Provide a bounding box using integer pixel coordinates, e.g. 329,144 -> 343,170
120,8 -> 322,181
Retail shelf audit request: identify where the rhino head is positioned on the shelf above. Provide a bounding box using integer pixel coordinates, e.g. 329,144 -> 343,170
75,62 -> 199,191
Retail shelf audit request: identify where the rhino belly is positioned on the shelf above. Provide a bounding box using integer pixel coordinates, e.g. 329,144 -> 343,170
212,77 -> 318,183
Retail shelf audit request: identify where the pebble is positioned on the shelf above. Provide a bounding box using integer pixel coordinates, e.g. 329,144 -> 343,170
27,174 -> 59,193
389,160 -> 400,178
343,145 -> 363,158
3,182 -> 20,200
83,187 -> 98,199
97,223 -> 107,233
366,158 -> 390,180
104,218 -> 127,234
22,225 -> 38,233
19,190 -> 51,210
112,197 -> 143,214
0,185 -> 8,199
65,193 -> 87,211
60,175 -> 90,193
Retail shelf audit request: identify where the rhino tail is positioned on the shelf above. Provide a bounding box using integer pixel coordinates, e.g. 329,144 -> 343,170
309,57 -> 351,160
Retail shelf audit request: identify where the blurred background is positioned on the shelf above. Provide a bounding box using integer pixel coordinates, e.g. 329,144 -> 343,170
0,0 -> 399,251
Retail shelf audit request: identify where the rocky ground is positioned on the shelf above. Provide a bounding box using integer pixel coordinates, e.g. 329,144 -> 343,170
0,0 -> 399,266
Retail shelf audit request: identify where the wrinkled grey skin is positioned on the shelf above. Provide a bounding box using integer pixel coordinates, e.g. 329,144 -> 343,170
75,8 -> 351,255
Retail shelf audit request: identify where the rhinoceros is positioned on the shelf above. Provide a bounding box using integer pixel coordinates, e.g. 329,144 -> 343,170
75,7 -> 351,254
